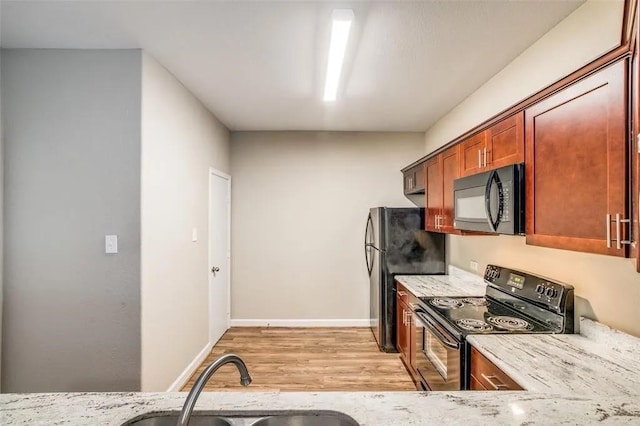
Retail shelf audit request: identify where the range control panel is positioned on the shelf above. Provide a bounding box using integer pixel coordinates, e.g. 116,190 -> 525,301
484,264 -> 574,313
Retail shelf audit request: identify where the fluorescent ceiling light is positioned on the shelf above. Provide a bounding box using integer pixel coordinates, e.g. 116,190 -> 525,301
323,9 -> 354,102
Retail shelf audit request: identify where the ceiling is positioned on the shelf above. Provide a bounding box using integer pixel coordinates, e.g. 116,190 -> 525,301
0,1 -> 584,132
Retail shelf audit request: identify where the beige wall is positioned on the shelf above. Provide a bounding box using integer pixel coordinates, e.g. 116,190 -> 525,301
230,132 -> 423,322
140,52 -> 230,391
425,0 -> 623,153
424,0 -> 640,337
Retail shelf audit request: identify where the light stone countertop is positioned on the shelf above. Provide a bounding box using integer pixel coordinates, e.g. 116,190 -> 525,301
467,317 -> 640,397
5,271 -> 640,424
2,390 -> 640,425
395,266 -> 486,298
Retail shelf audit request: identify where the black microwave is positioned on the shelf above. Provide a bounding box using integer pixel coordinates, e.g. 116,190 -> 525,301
453,164 -> 524,235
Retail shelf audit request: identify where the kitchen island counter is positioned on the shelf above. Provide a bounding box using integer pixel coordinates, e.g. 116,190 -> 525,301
2,390 -> 640,425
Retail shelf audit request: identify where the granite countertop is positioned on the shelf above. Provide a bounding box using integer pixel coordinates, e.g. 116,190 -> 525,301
5,272 -> 639,424
3,390 -> 640,425
395,266 -> 486,298
467,317 -> 640,397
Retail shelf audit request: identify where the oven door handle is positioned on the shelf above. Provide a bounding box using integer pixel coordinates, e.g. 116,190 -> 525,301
414,311 -> 460,350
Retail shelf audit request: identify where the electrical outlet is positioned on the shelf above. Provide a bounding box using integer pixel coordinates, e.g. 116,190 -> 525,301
470,260 -> 478,271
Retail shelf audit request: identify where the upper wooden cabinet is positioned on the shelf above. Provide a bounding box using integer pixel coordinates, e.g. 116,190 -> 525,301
459,112 -> 525,178
403,163 -> 425,195
525,60 -> 629,257
459,131 -> 488,177
425,146 -> 460,233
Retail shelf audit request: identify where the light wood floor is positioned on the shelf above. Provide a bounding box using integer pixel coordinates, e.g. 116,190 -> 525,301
182,327 -> 415,392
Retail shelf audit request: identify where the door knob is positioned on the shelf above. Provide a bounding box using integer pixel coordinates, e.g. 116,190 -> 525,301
211,266 -> 220,274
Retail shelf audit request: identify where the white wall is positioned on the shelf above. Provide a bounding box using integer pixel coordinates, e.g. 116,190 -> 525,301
140,52 -> 231,391
423,0 -> 640,337
2,49 -> 142,392
230,132 -> 424,323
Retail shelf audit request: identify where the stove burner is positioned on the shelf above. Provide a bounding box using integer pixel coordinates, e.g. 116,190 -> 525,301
429,298 -> 464,309
456,318 -> 493,332
461,298 -> 488,307
486,316 -> 533,331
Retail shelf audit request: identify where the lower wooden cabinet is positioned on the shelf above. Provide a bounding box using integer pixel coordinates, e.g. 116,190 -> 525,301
470,347 -> 523,391
396,283 -> 420,389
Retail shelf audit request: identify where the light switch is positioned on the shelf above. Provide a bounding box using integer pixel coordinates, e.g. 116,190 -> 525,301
192,228 -> 198,242
105,235 -> 118,254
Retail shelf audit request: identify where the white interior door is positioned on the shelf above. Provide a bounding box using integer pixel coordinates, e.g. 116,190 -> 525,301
209,168 -> 231,346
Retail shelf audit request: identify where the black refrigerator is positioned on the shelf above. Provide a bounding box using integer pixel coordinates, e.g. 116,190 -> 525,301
365,207 -> 446,352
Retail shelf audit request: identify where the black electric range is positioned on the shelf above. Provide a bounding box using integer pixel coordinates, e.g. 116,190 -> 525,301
411,264 -> 574,391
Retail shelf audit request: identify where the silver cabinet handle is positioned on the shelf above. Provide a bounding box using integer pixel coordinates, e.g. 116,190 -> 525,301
398,291 -> 407,297
481,374 -> 509,390
483,147 -> 487,167
478,150 -> 482,168
616,213 -> 621,250
615,213 -> 631,249
407,311 -> 412,326
607,214 -> 631,249
402,309 -> 407,326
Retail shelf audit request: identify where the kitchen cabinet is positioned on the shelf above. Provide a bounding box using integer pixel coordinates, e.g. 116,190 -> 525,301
459,112 -> 524,178
396,283 -> 420,388
403,163 -> 425,195
425,145 -> 460,233
396,297 -> 410,360
470,347 -> 523,391
524,60 -> 629,257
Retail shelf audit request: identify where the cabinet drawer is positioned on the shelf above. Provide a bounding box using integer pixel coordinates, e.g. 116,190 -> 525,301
396,283 -> 417,307
470,374 -> 488,390
470,347 -> 523,391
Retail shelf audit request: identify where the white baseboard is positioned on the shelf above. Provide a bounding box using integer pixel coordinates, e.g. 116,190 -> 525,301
229,319 -> 371,327
166,341 -> 213,392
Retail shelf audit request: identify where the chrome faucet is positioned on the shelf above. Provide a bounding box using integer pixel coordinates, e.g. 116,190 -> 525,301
176,354 -> 252,426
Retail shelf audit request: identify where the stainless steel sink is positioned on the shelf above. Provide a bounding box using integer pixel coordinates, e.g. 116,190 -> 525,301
122,411 -> 359,426
250,414 -> 359,426
124,414 -> 232,426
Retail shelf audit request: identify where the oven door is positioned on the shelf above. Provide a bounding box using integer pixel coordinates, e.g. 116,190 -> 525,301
414,310 -> 461,391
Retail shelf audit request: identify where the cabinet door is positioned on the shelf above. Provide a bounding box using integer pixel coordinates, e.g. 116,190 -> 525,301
403,164 -> 426,195
408,308 -> 416,373
440,146 -> 460,232
396,297 -> 408,358
459,131 -> 488,177
525,60 -> 628,257
425,156 -> 442,232
486,112 -> 524,169
414,164 -> 425,193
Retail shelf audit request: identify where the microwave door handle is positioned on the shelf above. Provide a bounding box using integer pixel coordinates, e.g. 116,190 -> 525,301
484,170 -> 499,232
